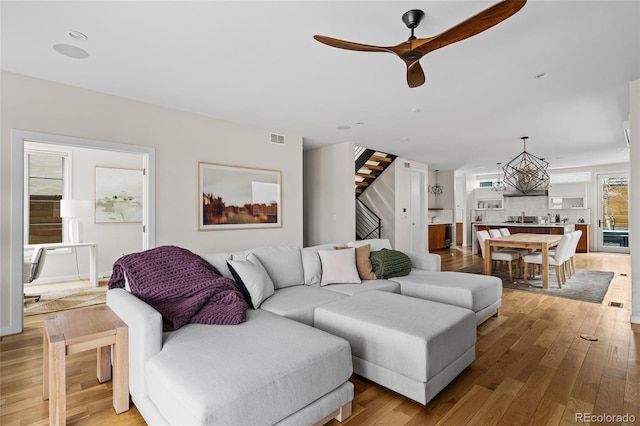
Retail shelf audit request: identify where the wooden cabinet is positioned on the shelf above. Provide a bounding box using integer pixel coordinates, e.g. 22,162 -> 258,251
428,224 -> 448,252
575,224 -> 590,253
456,222 -> 463,246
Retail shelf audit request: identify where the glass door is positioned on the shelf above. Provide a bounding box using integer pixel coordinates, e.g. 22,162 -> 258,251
597,173 -> 630,253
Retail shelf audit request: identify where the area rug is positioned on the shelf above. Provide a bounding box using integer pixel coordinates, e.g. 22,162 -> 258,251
24,280 -> 108,316
455,264 -> 614,304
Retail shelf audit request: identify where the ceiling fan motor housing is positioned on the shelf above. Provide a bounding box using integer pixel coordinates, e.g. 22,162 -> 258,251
402,9 -> 425,29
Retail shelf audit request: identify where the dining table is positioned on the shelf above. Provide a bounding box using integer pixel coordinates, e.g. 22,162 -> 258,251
483,233 -> 563,289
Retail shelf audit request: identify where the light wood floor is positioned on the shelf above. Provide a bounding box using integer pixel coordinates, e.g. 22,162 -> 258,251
1,249 -> 637,425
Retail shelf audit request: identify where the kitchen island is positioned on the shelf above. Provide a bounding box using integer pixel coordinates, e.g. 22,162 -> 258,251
471,222 -> 576,254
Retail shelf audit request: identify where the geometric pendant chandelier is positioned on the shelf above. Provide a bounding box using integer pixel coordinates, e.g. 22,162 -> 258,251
502,136 -> 550,194
492,162 -> 507,194
430,169 -> 444,196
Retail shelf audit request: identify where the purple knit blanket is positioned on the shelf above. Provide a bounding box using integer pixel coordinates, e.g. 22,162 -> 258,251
108,246 -> 248,331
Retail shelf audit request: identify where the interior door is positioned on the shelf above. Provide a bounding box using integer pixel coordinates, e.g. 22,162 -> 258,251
596,173 -> 630,253
411,170 -> 426,252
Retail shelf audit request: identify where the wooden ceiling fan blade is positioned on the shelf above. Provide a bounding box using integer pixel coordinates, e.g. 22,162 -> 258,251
407,62 -> 425,88
314,35 -> 390,53
418,0 -> 527,55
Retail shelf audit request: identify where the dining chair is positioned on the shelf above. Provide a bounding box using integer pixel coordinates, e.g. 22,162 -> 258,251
565,230 -> 582,278
476,230 -> 521,282
522,233 -> 573,288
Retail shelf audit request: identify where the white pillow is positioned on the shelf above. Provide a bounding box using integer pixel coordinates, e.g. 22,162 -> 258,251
318,248 -> 361,286
227,253 -> 275,309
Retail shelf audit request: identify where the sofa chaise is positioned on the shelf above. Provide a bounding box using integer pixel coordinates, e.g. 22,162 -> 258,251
107,238 -> 502,425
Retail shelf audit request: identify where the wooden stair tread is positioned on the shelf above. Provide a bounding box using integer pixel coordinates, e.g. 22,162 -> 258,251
370,155 -> 392,163
356,172 -> 376,179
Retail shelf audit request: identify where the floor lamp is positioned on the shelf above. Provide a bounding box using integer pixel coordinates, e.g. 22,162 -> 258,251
60,200 -> 92,243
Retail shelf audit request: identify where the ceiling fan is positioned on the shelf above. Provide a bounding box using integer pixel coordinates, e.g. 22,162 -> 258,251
314,0 -> 527,88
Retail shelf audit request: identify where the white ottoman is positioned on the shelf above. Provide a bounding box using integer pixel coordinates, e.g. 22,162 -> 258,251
314,290 -> 476,405
390,270 -> 502,325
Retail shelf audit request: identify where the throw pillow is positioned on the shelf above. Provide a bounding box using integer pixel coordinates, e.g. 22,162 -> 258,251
369,248 -> 412,279
227,253 -> 275,309
334,244 -> 376,280
318,248 -> 361,286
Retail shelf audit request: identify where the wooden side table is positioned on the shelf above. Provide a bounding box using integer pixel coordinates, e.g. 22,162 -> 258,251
43,306 -> 129,425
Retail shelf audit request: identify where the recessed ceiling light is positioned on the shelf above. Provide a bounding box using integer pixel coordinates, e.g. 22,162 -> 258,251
535,73 -> 548,79
336,125 -> 351,131
355,122 -> 364,126
53,44 -> 89,59
67,30 -> 88,41
411,107 -> 422,113
398,137 -> 409,142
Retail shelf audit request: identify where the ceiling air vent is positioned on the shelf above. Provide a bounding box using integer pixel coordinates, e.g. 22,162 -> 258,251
270,133 -> 285,145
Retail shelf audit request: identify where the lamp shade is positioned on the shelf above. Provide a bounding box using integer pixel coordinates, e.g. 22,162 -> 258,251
60,200 -> 92,218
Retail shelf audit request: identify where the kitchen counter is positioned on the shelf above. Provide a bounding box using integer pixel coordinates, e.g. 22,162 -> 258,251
471,222 -> 576,254
472,222 -> 573,228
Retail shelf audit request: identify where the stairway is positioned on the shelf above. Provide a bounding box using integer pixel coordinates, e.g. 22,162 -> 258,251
355,146 -> 397,197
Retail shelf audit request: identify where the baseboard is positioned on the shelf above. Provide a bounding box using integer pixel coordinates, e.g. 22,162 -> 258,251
27,271 -> 111,285
631,314 -> 640,325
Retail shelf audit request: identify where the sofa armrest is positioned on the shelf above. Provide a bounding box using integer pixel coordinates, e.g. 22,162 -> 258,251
107,288 -> 163,402
404,251 -> 441,272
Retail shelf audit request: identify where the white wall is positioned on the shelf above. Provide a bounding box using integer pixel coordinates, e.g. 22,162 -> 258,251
630,79 -> 639,324
427,170 -> 455,210
454,173 -> 469,245
303,142 -> 355,246
1,71 -> 303,334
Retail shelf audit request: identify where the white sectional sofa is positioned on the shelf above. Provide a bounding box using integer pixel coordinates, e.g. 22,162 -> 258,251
107,239 -> 502,425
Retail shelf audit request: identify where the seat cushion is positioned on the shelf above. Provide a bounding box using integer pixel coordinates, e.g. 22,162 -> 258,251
146,309 -> 352,426
321,279 -> 400,296
390,270 -> 502,313
314,291 -> 476,383
259,285 -> 347,326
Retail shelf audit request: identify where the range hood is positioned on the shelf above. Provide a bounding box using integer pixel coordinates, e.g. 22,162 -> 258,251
502,189 -> 548,197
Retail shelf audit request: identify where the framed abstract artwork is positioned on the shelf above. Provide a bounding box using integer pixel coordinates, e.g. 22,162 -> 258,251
95,166 -> 143,223
198,162 -> 281,231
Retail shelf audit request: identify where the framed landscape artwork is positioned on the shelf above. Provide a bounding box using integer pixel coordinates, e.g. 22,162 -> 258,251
95,166 -> 143,223
198,162 -> 282,231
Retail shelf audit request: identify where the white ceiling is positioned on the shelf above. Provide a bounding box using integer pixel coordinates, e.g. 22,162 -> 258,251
2,1 -> 639,173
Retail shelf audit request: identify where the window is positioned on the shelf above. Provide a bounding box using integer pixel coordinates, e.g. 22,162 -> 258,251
24,145 -> 71,244
478,181 -> 494,188
550,172 -> 591,184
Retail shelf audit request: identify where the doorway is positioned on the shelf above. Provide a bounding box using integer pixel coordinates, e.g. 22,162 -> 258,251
6,130 -> 156,336
596,173 -> 630,253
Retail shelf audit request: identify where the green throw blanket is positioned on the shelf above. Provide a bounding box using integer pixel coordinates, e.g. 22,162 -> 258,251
369,248 -> 412,279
